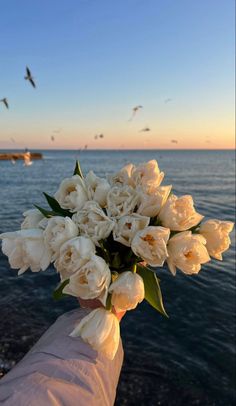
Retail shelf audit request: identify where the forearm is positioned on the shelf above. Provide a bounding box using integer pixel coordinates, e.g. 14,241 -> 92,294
0,308 -> 124,406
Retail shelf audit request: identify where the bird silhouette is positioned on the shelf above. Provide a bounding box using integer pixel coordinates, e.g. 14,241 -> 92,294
0,98 -> 9,109
164,98 -> 172,104
171,139 -> 178,144
25,66 -> 36,88
51,135 -> 55,142
94,134 -> 104,140
140,127 -> 150,132
128,105 -> 143,121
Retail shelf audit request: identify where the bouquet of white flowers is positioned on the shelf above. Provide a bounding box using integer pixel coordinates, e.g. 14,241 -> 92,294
0,160 -> 234,359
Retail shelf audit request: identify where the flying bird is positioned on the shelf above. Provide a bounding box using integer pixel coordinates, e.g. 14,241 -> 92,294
51,135 -> 55,142
10,137 -> 15,143
164,98 -> 172,104
94,134 -> 104,140
0,98 -> 9,109
23,150 -> 33,166
25,66 -> 36,88
140,127 -> 150,132
171,139 -> 178,144
128,105 -> 143,121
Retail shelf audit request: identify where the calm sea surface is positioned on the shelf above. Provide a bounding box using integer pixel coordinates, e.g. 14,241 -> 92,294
0,149 -> 235,405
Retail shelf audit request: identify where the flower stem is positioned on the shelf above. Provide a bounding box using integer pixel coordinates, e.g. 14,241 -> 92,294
105,293 -> 112,311
132,263 -> 137,273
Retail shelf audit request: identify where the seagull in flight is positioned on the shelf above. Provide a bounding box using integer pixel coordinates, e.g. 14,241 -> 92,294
0,98 -> 9,109
128,105 -> 143,121
51,135 -> 55,142
164,98 -> 172,104
94,133 -> 104,140
140,126 -> 150,132
25,66 -> 36,88
171,139 -> 178,144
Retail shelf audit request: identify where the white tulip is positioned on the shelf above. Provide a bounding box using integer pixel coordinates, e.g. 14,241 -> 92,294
199,219 -> 234,260
70,308 -> 120,360
131,226 -> 170,266
167,231 -> 210,275
106,185 -> 139,218
108,163 -> 134,186
109,271 -> 145,312
44,216 -> 78,261
63,255 -> 111,306
85,171 -> 111,207
54,175 -> 88,212
55,236 -> 95,280
131,160 -> 164,191
21,209 -> 44,229
0,229 -> 51,275
159,194 -> 204,231
137,185 -> 172,217
113,214 -> 149,247
72,201 -> 114,245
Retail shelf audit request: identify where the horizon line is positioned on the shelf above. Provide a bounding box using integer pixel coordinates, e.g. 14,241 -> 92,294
0,147 -> 235,152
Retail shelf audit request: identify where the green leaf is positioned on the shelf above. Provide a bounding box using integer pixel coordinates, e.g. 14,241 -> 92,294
73,160 -> 84,178
34,205 -> 57,218
137,264 -> 168,318
53,279 -> 70,300
43,193 -> 72,217
150,216 -> 162,226
111,252 -> 121,269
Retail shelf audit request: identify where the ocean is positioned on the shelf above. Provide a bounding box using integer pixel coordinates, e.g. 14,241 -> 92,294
0,149 -> 235,405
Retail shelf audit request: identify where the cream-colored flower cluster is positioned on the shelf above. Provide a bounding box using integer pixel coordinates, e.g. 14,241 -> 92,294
0,159 -> 234,359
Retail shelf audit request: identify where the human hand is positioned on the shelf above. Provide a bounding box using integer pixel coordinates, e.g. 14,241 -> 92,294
78,298 -> 126,322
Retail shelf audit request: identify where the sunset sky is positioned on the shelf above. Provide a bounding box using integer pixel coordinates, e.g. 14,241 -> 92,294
0,0 -> 235,150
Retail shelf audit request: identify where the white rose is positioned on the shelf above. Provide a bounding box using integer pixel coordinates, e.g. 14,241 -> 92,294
108,163 -> 134,186
0,229 -> 51,275
131,226 -> 170,266
55,236 -> 95,280
109,271 -> 145,312
167,231 -> 210,275
63,255 -> 111,305
70,308 -> 120,360
54,175 -> 88,212
44,216 -> 78,261
85,171 -> 111,207
199,219 -> 234,260
72,201 -> 114,245
137,185 -> 172,217
159,194 -> 204,231
131,160 -> 164,191
21,209 -> 44,229
107,185 -> 139,218
113,214 -> 149,247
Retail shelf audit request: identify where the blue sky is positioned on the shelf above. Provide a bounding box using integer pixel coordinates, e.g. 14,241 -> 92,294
0,0 -> 234,149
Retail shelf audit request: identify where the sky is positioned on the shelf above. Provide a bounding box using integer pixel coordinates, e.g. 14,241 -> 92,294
0,0 -> 235,150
